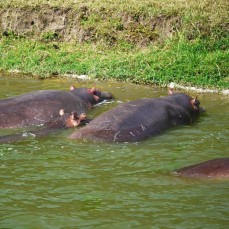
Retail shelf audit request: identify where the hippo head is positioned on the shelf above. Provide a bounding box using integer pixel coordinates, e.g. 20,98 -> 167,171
70,86 -> 113,105
191,97 -> 205,113
59,109 -> 88,128
87,87 -> 113,103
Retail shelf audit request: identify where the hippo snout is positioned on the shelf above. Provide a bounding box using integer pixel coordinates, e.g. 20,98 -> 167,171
100,91 -> 113,100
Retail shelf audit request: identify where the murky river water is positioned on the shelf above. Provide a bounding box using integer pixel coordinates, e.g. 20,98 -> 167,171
0,75 -> 228,229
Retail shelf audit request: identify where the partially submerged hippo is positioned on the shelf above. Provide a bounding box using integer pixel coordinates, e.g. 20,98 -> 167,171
0,86 -> 112,128
175,158 -> 229,178
0,109 -> 88,144
69,93 -> 204,142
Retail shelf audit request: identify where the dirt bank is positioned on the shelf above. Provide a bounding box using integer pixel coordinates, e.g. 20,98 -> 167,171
0,6 -> 180,45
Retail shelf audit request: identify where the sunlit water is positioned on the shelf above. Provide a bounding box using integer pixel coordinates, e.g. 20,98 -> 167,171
0,75 -> 228,229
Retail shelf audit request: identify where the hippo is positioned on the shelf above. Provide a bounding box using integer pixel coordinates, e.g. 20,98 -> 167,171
0,109 -> 88,144
0,86 -> 112,128
69,93 -> 204,143
175,158 -> 229,178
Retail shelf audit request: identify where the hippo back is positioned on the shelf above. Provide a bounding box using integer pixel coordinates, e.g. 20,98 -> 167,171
0,90 -> 89,128
176,158 -> 229,178
69,93 -> 202,142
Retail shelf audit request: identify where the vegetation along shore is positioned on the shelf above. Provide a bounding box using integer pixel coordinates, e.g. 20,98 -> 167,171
0,0 -> 228,89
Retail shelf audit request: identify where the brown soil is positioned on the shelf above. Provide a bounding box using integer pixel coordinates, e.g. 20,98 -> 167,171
0,6 -> 181,45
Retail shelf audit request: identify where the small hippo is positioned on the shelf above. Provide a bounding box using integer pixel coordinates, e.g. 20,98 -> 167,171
0,109 -> 88,144
175,158 -> 229,178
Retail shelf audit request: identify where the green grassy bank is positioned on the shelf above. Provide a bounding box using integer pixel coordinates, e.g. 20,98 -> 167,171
1,36 -> 228,88
0,0 -> 228,89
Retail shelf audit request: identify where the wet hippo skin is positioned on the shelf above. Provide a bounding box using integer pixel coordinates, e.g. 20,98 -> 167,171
0,110 -> 88,144
69,93 -> 204,143
0,87 -> 112,128
175,158 -> 229,178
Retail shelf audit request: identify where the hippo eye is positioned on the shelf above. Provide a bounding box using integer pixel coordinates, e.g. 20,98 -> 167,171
92,90 -> 97,95
94,90 -> 101,96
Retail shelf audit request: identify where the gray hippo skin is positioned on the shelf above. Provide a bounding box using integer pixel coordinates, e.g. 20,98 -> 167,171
69,93 -> 204,142
175,158 -> 229,178
0,87 -> 112,128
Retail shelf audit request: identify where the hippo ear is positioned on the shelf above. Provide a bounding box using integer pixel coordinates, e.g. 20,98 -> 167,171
59,109 -> 65,116
88,86 -> 96,95
194,96 -> 199,104
70,85 -> 76,91
65,114 -> 78,128
168,82 -> 175,95
191,97 -> 200,110
71,112 -> 79,120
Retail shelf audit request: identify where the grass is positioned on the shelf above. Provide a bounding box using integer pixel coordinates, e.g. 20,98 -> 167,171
1,35 -> 228,88
0,0 -> 228,89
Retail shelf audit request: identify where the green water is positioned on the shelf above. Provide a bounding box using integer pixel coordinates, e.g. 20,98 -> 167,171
0,75 -> 228,229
